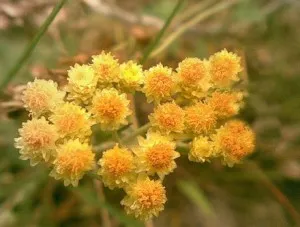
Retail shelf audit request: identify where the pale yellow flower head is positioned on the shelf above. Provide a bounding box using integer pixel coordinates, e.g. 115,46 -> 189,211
98,144 -> 136,189
22,79 -> 65,116
90,88 -> 131,131
133,131 -> 179,179
121,175 -> 167,221
50,102 -> 92,141
185,103 -> 217,135
50,139 -> 95,186
213,120 -> 255,167
119,60 -> 144,91
208,91 -> 243,119
189,136 -> 215,163
209,49 -> 242,87
67,64 -> 98,104
149,102 -> 185,135
176,58 -> 211,99
91,51 -> 120,85
15,117 -> 58,166
143,63 -> 176,103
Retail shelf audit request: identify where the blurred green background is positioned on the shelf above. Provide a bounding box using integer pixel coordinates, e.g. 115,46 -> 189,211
1,0 -> 300,226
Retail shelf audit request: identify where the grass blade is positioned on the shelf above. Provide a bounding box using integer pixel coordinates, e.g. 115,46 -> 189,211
0,0 -> 68,90
140,0 -> 184,64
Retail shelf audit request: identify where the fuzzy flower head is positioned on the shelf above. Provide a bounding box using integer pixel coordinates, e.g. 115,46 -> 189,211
149,102 -> 185,135
213,120 -> 255,167
98,144 -> 136,189
50,139 -> 95,186
143,63 -> 176,103
22,79 -> 65,116
189,136 -> 215,163
15,117 -> 58,166
121,175 -> 167,221
208,91 -> 243,119
90,88 -> 131,131
176,58 -> 211,98
119,60 -> 144,91
91,51 -> 120,85
209,49 -> 242,87
50,102 -> 92,141
185,103 -> 217,135
66,64 -> 98,104
134,132 -> 179,179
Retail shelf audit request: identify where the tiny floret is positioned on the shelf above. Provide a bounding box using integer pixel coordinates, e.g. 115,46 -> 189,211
66,64 -> 98,104
149,102 -> 185,135
90,88 -> 131,131
209,49 -> 242,87
185,103 -> 217,134
143,63 -> 176,103
98,144 -> 136,189
189,136 -> 214,163
208,91 -> 243,118
15,117 -> 58,166
22,79 -> 65,116
121,175 -> 167,220
134,132 -> 179,179
50,102 -> 92,141
176,58 -> 211,98
119,60 -> 144,91
91,51 -> 120,85
50,139 -> 95,186
213,120 -> 255,167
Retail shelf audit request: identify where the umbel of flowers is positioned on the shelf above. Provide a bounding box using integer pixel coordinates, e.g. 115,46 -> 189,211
15,49 -> 255,221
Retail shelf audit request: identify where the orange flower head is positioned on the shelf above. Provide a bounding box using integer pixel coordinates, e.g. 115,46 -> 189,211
185,103 -> 217,134
98,144 -> 136,189
90,88 -> 131,131
143,63 -> 176,103
149,102 -> 185,135
121,175 -> 167,220
15,117 -> 58,166
50,139 -> 95,186
209,49 -> 242,87
22,79 -> 65,116
213,120 -> 255,166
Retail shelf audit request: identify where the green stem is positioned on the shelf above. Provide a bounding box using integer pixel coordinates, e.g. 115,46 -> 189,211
140,0 -> 184,64
0,0 -> 68,90
122,123 -> 151,143
112,131 -> 123,145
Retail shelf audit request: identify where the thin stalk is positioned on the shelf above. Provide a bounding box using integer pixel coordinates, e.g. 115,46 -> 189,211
112,131 -> 123,145
150,0 -> 239,58
0,0 -> 68,90
140,0 -> 184,64
122,123 -> 151,143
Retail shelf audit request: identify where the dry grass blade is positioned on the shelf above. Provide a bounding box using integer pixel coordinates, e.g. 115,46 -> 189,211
150,0 -> 240,58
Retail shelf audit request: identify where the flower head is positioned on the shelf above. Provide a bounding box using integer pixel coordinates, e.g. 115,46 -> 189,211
208,91 -> 243,119
50,139 -> 95,186
189,136 -> 214,163
121,175 -> 167,220
15,117 -> 58,166
143,63 -> 176,103
22,79 -> 65,116
119,61 -> 144,91
185,103 -> 217,135
90,88 -> 131,131
213,120 -> 255,166
66,64 -> 98,104
91,51 -> 120,85
133,132 -> 179,179
209,49 -> 242,87
98,144 -> 136,189
176,58 -> 211,98
149,102 -> 185,135
50,102 -> 92,141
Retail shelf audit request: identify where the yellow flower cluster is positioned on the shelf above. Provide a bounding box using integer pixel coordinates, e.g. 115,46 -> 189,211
15,49 -> 255,221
